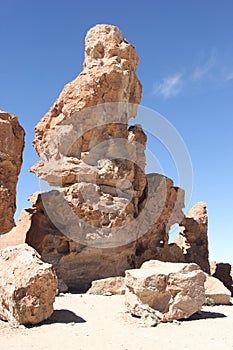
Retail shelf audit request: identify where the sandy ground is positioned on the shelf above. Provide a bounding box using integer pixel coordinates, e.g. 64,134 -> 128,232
0,294 -> 233,350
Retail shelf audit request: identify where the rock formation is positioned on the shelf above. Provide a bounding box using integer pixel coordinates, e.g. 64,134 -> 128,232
204,273 -> 231,305
1,25 -> 210,292
0,209 -> 31,250
0,243 -> 57,325
210,261 -> 233,296
125,260 -> 206,322
4,24 -> 183,291
175,202 -> 210,273
0,111 -> 24,234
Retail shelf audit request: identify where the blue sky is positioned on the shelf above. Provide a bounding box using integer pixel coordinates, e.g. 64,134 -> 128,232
1,0 -> 233,263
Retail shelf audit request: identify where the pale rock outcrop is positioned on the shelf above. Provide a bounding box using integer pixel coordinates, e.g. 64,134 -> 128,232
210,261 -> 233,296
29,23 -> 147,252
87,276 -> 125,295
0,209 -> 31,250
125,260 -> 206,322
204,273 -> 231,305
176,202 -> 210,273
2,173 -> 185,292
0,243 -> 57,325
20,171 -> 183,292
1,24 -> 185,291
0,111 -> 24,234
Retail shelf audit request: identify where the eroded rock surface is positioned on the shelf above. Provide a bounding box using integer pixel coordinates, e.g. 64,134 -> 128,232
7,24 -> 184,291
0,111 -> 24,234
3,25 -> 209,292
87,276 -> 125,295
176,202 -> 210,273
0,209 -> 31,250
210,261 -> 233,296
204,273 -> 231,305
0,243 -> 57,325
2,171 -> 184,292
125,260 -> 206,322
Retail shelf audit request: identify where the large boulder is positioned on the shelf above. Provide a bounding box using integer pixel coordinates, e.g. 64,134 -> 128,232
0,111 -> 25,234
176,202 -> 210,273
0,243 -> 57,325
204,273 -> 231,305
125,260 -> 206,322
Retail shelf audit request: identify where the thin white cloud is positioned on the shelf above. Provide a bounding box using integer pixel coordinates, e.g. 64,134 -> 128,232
153,73 -> 183,98
225,72 -> 233,81
192,54 -> 216,81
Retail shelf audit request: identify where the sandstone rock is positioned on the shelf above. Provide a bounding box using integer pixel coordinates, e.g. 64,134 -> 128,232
22,172 -> 184,292
87,276 -> 125,295
31,24 -> 143,193
176,202 -> 210,273
125,260 -> 206,322
29,23 -> 147,249
204,273 -> 231,305
134,174 -> 185,267
0,111 -> 25,234
210,261 -> 233,296
0,243 -> 57,325
0,209 -> 31,250
15,24 -> 187,291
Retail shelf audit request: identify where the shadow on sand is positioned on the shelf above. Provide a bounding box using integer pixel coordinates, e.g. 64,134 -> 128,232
184,310 -> 227,321
26,309 -> 86,328
46,309 -> 86,324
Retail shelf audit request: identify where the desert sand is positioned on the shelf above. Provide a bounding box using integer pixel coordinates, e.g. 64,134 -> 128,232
0,294 -> 232,350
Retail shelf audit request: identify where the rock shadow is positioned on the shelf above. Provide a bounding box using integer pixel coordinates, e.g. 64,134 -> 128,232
47,309 -> 86,324
212,263 -> 233,296
184,310 -> 227,321
25,309 -> 86,327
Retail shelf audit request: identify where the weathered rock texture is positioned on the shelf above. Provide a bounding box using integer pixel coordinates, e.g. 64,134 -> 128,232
87,276 -> 125,295
18,171 -> 183,292
0,111 -> 24,234
210,261 -> 233,296
125,260 -> 206,322
176,202 -> 210,273
0,209 -> 31,250
5,24 -> 184,291
2,25 -> 210,292
0,243 -> 57,325
204,273 -> 231,305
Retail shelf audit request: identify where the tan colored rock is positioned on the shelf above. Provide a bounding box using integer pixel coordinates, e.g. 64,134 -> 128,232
87,276 -> 125,295
204,273 -> 231,305
29,24 -> 147,250
125,260 -> 206,322
210,261 -> 233,295
23,172 -> 184,292
0,111 -> 25,234
0,209 -> 31,250
134,174 -> 185,267
0,170 -> 184,292
176,202 -> 210,273
31,24 -> 142,190
0,243 -> 57,325
16,25 -> 187,291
